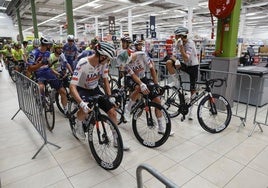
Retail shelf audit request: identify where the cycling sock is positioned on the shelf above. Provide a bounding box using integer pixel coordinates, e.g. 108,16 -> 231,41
157,116 -> 164,131
126,99 -> 135,112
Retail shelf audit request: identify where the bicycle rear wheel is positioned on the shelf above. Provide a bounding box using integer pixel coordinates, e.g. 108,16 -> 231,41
162,86 -> 181,118
8,62 -> 17,82
88,114 -> 123,170
132,102 -> 171,148
197,93 -> 232,133
55,88 -> 77,115
44,93 -> 55,131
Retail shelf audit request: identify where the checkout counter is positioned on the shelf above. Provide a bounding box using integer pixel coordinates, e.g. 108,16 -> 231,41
234,63 -> 268,106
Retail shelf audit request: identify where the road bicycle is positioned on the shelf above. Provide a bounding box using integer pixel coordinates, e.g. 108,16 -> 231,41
8,60 -> 26,82
54,73 -> 77,115
67,94 -> 124,170
41,80 -> 56,131
112,83 -> 172,148
162,74 -> 232,133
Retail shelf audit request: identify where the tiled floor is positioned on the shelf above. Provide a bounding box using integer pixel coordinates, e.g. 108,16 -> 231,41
1,68 -> 268,188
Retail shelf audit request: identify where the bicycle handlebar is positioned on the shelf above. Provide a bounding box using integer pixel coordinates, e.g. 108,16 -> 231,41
207,78 -> 226,88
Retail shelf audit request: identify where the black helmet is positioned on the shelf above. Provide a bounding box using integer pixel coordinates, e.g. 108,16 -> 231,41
95,42 -> 115,59
121,36 -> 132,43
91,38 -> 98,45
174,26 -> 188,36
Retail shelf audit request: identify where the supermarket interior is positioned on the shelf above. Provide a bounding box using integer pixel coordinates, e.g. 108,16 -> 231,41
1,0 -> 268,188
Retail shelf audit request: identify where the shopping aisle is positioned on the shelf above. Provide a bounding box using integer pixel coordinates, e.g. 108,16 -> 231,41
1,68 -> 268,188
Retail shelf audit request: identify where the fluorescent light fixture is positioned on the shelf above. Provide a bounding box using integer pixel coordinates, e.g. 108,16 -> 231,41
139,0 -> 158,6
73,0 -> 100,11
244,2 -> 268,8
246,11 -> 263,16
247,15 -> 268,20
112,5 -> 136,13
0,6 -> 7,10
94,5 -> 103,9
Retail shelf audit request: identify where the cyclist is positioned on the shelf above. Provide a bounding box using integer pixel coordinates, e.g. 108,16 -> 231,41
28,36 -> 68,114
115,36 -> 133,87
69,41 -> 130,150
85,37 -> 98,51
123,40 -> 174,136
0,44 -> 13,68
165,26 -> 199,120
50,43 -> 73,77
63,35 -> 78,70
11,42 -> 27,72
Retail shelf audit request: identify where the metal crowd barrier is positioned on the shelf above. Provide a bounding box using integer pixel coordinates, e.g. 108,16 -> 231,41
136,163 -> 179,188
199,69 -> 253,132
249,74 -> 268,136
109,58 -> 258,133
11,71 -> 60,159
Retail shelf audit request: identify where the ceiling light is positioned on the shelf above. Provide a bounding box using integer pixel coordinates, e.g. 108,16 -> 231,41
94,5 -> 103,9
139,0 -> 158,6
0,6 -> 7,10
244,2 -> 268,8
73,0 -> 100,11
247,15 -> 268,20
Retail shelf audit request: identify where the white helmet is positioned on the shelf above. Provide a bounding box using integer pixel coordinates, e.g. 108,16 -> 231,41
40,36 -> 51,45
67,35 -> 75,41
32,38 -> 40,47
95,42 -> 115,59
174,26 -> 188,36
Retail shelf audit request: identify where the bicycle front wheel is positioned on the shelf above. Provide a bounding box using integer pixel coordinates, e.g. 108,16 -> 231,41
197,93 -> 232,133
44,94 -> 55,131
88,114 -> 123,170
132,101 -> 171,148
162,86 -> 181,118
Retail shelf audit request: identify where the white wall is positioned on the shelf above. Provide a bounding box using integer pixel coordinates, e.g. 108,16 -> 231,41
0,13 -> 18,41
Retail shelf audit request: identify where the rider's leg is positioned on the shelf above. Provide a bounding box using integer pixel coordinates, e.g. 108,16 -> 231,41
166,59 -> 179,87
153,97 -> 174,136
58,87 -> 68,114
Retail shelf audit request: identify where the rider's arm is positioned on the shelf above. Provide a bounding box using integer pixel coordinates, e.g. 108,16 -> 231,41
102,77 -> 111,95
69,83 -> 83,105
179,45 -> 190,63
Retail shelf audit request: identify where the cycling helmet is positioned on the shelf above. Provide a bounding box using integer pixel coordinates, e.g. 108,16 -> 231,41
134,40 -> 143,46
67,34 -> 75,41
32,38 -> 40,47
174,26 -> 188,36
54,42 -> 63,49
95,42 -> 115,59
22,41 -> 28,45
91,38 -> 98,45
40,36 -> 51,45
121,35 -> 132,43
14,42 -> 21,48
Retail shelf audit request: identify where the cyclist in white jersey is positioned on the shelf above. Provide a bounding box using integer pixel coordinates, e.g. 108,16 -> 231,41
123,40 -> 174,135
70,42 -> 130,150
166,26 -> 199,120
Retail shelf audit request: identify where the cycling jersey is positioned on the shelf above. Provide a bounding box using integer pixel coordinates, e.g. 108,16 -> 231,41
173,39 -> 199,66
50,53 -> 68,72
116,49 -> 132,67
71,57 -> 109,90
63,43 -> 78,67
11,48 -> 24,61
0,49 -> 12,57
28,48 -> 51,75
125,51 -> 153,78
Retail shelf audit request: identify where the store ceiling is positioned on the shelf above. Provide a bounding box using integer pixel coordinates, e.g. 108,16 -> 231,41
0,0 -> 268,39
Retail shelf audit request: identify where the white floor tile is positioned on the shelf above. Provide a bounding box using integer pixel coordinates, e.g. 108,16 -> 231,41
2,68 -> 268,188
